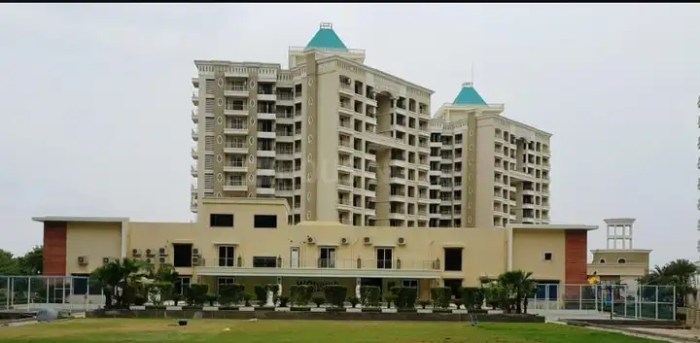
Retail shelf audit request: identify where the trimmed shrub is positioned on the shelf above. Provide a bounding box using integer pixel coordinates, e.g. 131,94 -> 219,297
360,286 -> 381,307
430,287 -> 451,308
187,284 -> 209,306
133,293 -> 146,306
206,293 -> 217,306
323,285 -> 348,308
218,284 -> 245,306
243,293 -> 253,307
390,287 -> 418,309
254,285 -> 267,305
279,296 -> 289,307
461,287 -> 483,310
312,294 -> 325,307
347,296 -> 360,308
289,285 -> 313,306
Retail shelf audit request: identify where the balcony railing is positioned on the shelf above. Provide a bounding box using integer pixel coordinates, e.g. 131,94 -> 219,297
212,258 -> 438,271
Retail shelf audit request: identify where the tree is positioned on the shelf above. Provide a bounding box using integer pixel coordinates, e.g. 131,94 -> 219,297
17,246 -> 43,275
639,258 -> 697,308
498,270 -> 534,314
90,258 -> 151,308
0,249 -> 20,275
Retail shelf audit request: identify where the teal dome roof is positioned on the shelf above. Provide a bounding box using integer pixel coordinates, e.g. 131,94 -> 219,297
453,82 -> 487,105
305,23 -> 348,51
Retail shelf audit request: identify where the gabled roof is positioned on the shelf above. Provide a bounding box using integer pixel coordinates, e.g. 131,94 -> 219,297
305,23 -> 348,51
452,82 -> 487,105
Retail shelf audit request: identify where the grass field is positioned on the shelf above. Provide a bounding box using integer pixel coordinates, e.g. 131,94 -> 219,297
0,319 -> 662,342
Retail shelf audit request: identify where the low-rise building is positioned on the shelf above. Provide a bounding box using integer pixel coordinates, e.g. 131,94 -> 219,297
587,218 -> 651,287
36,198 -> 596,300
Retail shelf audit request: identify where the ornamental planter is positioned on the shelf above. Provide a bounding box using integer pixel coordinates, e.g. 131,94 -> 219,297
274,307 -> 291,312
165,306 -> 182,311
381,308 -> 397,313
238,307 -> 255,312
310,307 -> 326,312
203,306 -> 219,311
129,306 -> 146,311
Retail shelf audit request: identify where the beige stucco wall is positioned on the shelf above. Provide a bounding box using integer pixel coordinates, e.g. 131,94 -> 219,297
511,230 -> 566,282
59,200 -> 575,292
588,250 -> 650,279
65,222 -> 122,275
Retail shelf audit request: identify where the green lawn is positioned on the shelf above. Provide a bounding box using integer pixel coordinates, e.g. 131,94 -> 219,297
0,319 -> 662,342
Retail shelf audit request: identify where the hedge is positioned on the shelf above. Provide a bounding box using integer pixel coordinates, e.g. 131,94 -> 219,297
390,287 -> 418,309
218,284 -> 244,306
254,285 -> 267,304
461,287 -> 484,310
360,286 -> 381,307
431,287 -> 452,308
323,285 -> 348,307
187,284 -> 209,306
290,285 -> 313,306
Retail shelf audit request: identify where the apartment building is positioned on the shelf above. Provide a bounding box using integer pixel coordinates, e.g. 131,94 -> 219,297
190,23 -> 551,229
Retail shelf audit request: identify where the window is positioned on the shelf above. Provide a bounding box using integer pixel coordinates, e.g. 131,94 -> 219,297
544,252 -> 553,261
173,243 -> 192,268
175,277 -> 191,296
218,246 -> 235,267
71,274 -> 89,295
444,248 -> 463,271
210,214 -> 234,227
599,259 -> 606,264
253,256 -> 278,268
376,248 -> 393,269
217,277 -> 235,293
443,279 -> 463,299
618,258 -> 627,264
254,215 -> 277,228
402,279 -> 418,288
318,247 -> 336,268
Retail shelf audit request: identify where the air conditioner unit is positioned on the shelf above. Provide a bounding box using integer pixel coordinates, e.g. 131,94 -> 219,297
159,257 -> 166,264
192,256 -> 201,265
340,237 -> 349,245
146,249 -> 155,257
132,249 -> 140,257
102,257 -> 110,264
192,248 -> 199,255
363,237 -> 372,245
306,236 -> 316,244
397,237 -> 406,246
78,256 -> 88,266
158,248 -> 167,256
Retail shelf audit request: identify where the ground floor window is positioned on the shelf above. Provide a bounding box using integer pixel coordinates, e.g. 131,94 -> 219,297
71,274 -> 90,295
534,282 -> 559,300
175,276 -> 191,296
443,279 -> 463,299
217,277 -> 235,293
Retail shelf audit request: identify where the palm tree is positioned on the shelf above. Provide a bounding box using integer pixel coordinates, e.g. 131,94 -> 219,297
640,259 -> 697,308
498,270 -> 534,314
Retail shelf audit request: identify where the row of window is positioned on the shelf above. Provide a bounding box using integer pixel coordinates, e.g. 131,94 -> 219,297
210,213 -> 277,228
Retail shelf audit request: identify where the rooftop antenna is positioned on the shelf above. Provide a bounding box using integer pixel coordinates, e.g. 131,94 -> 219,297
471,62 -> 475,86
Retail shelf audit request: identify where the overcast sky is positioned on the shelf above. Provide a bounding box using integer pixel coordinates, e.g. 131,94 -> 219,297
0,4 -> 698,268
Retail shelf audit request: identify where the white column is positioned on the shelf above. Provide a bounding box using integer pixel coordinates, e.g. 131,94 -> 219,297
507,228 -> 513,271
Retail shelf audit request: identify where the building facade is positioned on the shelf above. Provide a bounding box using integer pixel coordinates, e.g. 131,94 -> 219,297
190,23 -> 551,229
587,218 -> 651,286
36,198 -> 594,300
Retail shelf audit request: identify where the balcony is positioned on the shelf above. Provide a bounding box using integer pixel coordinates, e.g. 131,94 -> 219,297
257,131 -> 276,139
191,92 -> 199,106
224,104 -> 248,116
339,102 -> 354,116
257,165 -> 276,176
256,149 -> 276,158
257,187 -> 276,196
338,121 -> 353,134
224,125 -> 248,135
257,107 -> 276,120
191,129 -> 198,141
257,91 -> 276,102
191,110 -> 198,123
339,82 -> 354,96
337,179 -> 353,191
338,162 -> 353,173
223,163 -> 247,173
223,85 -> 248,97
223,182 -> 247,192
276,187 -> 294,197
191,147 -> 198,159
190,165 -> 197,177
338,140 -> 353,154
224,143 -> 247,154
